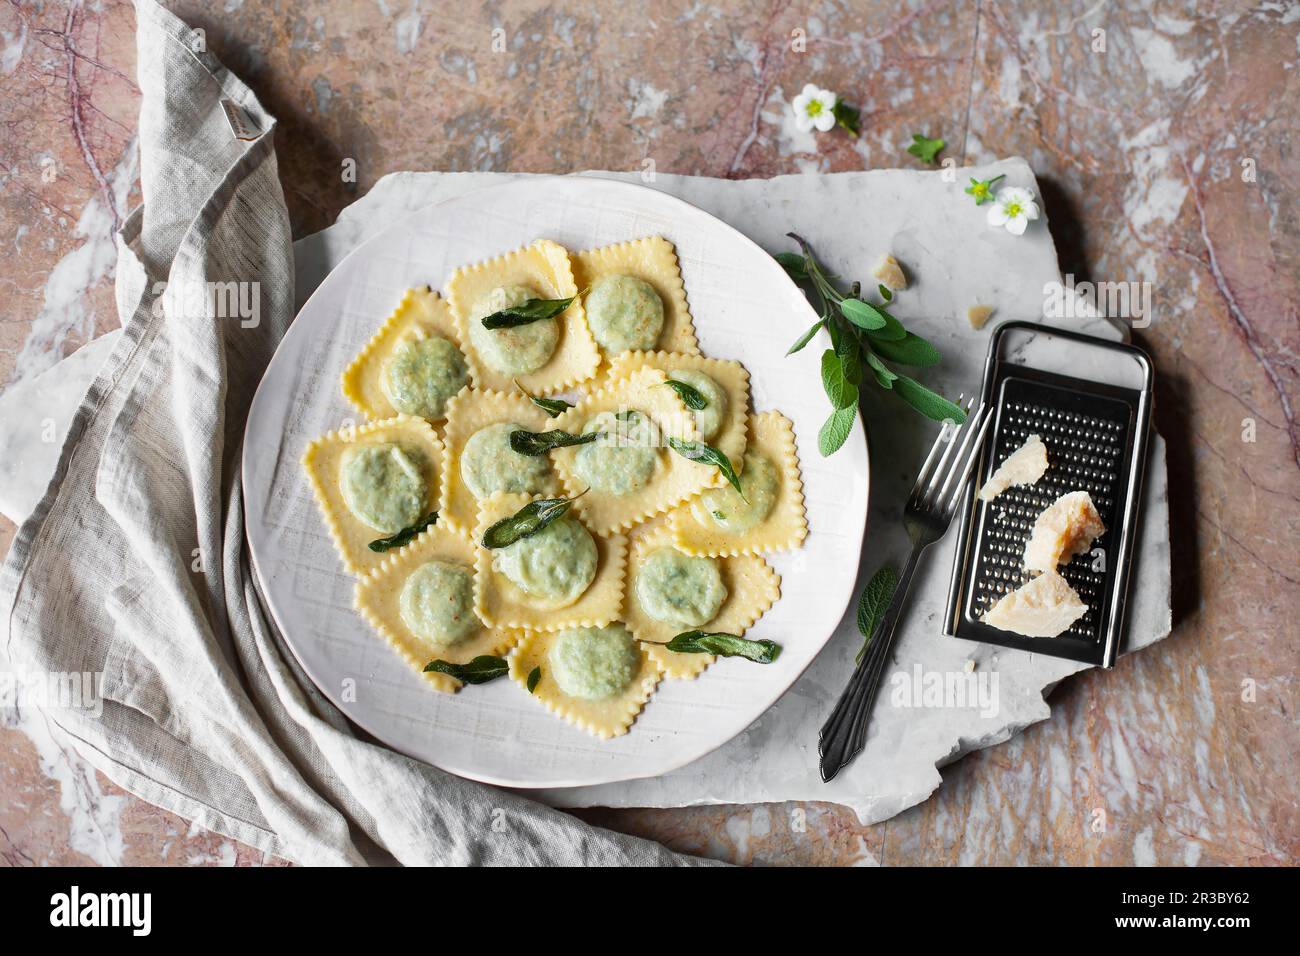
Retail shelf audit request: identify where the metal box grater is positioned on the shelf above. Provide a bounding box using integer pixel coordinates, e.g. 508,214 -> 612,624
944,321 -> 1154,667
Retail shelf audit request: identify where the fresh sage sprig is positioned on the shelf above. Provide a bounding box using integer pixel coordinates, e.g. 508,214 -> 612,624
855,565 -> 899,664
481,294 -> 577,329
368,511 -> 438,552
666,437 -> 744,499
526,666 -> 542,694
481,491 -> 586,549
423,655 -> 508,684
514,379 -> 573,417
659,631 -> 782,664
662,378 -> 708,410
777,232 -> 965,456
509,428 -> 599,456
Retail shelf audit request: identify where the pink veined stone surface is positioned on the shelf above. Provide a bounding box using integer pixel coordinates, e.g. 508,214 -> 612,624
0,0 -> 1295,866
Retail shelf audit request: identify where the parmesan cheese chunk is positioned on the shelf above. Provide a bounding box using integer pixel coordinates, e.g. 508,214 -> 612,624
978,434 -> 1048,502
968,304 -> 994,330
982,570 -> 1087,638
1023,490 -> 1105,573
873,254 -> 908,290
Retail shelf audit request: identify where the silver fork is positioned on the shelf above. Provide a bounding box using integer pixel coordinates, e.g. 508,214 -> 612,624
818,396 -> 992,782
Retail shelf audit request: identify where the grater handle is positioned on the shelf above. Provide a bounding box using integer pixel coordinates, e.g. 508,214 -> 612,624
818,543 -> 925,782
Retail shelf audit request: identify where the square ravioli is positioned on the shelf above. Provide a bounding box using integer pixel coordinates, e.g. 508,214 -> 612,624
571,236 -> 699,363
670,410 -> 808,557
438,388 -> 563,537
508,626 -> 662,739
302,415 -> 443,576
354,525 -> 520,693
624,526 -> 781,679
607,350 -> 751,471
445,239 -> 599,395
550,366 -> 720,535
340,287 -> 472,423
472,492 -> 626,632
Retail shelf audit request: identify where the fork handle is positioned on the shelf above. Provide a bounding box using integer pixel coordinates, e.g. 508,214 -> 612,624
818,543 -> 926,782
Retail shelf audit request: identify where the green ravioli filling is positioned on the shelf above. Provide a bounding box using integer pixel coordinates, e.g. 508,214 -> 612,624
548,624 -> 639,699
584,274 -> 665,354
668,368 -> 727,442
691,451 -> 777,534
399,560 -> 479,646
382,335 -> 469,419
493,514 -> 597,605
573,409 -> 659,496
339,443 -> 428,534
468,284 -> 559,375
635,546 -> 727,627
461,422 -> 552,498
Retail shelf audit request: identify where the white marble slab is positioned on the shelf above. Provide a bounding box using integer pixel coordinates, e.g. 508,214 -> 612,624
1,164 -> 1171,823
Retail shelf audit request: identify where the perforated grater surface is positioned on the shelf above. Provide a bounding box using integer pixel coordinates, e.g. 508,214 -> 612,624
944,321 -> 1154,667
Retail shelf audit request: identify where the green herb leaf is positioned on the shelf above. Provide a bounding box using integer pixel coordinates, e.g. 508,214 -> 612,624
818,405 -> 857,457
864,307 -> 907,342
964,174 -> 1006,206
832,100 -> 861,137
907,133 -> 945,165
786,317 -> 824,355
869,332 -> 941,367
423,655 -> 509,685
893,375 -> 967,423
878,283 -> 893,302
839,297 -> 888,331
514,379 -> 573,417
481,492 -> 584,549
509,428 -> 599,456
666,437 -> 744,499
526,666 -> 541,694
855,566 -> 899,664
481,294 -> 577,329
662,378 -> 708,410
368,511 -> 438,553
663,631 -> 782,663
864,350 -> 898,388
774,251 -> 808,281
821,349 -> 858,410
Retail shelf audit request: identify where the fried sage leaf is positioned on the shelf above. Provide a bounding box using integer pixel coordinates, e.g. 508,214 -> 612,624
423,655 -> 508,684
480,294 -> 577,329
666,437 -> 744,499
526,666 -> 542,694
663,631 -> 782,664
661,378 -> 708,410
481,491 -> 585,549
509,428 -> 599,456
514,379 -> 573,417
368,511 -> 438,553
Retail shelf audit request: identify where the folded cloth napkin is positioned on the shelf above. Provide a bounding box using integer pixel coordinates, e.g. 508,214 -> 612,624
0,0 -> 702,866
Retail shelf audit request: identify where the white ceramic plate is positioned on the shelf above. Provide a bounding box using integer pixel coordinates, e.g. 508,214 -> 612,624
243,176 -> 869,788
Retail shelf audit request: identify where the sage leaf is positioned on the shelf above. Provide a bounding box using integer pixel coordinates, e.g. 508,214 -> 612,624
870,332 -> 941,367
865,351 -> 898,389
774,251 -> 808,281
907,133 -> 945,165
514,380 -> 573,417
818,405 -> 857,457
481,492 -> 584,549
893,375 -> 967,424
663,630 -> 782,664
423,655 -> 508,684
662,378 -> 708,410
368,511 -> 438,553
666,437 -> 744,498
864,307 -> 907,342
878,283 -> 893,302
786,317 -> 824,355
821,349 -> 858,410
509,428 -> 599,456
855,566 -> 899,664
527,666 -> 541,694
839,298 -> 888,331
481,294 -> 576,329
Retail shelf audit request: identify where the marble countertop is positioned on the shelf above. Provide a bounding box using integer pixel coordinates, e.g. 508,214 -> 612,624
1,0 -> 1295,866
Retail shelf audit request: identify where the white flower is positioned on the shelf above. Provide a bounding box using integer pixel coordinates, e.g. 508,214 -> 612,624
792,83 -> 838,133
986,186 -> 1041,236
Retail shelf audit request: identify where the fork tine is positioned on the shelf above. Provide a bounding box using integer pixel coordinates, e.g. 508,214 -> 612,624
935,402 -> 990,510
942,407 -> 994,515
910,393 -> 964,506
917,395 -> 974,510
